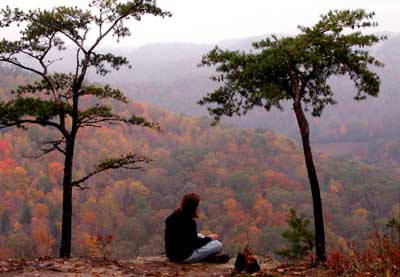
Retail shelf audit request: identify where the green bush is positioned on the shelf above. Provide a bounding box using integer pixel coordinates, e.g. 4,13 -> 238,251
275,208 -> 315,261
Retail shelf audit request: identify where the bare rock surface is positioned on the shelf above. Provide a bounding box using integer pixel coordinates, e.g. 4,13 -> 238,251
0,256 -> 334,276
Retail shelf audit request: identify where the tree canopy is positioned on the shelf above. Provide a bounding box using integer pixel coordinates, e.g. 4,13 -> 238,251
199,9 -> 384,121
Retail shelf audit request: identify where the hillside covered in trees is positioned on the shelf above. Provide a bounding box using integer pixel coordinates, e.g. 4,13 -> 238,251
113,33 -> 400,170
0,67 -> 398,260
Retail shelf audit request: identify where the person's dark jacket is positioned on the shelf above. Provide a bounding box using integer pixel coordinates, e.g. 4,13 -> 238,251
165,209 -> 211,262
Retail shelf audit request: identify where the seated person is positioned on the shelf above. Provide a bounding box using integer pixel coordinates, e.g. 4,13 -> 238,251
164,192 -> 229,263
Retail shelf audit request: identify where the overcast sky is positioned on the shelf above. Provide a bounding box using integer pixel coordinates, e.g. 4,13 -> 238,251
1,0 -> 399,48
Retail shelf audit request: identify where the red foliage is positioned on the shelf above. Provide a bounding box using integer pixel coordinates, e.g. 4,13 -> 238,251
0,139 -> 11,157
0,158 -> 17,173
326,232 -> 400,275
89,234 -> 114,259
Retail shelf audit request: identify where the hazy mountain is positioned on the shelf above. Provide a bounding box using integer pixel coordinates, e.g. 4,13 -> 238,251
111,34 -> 400,134
12,32 -> 400,161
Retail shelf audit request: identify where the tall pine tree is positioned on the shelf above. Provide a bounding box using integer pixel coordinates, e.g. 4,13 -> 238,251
199,10 -> 385,262
0,0 -> 171,258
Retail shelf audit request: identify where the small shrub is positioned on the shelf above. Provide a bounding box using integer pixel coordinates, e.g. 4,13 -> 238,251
275,208 -> 315,262
326,219 -> 400,275
89,234 -> 114,259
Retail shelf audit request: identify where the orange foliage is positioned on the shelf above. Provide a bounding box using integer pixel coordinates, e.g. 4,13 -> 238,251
84,234 -> 114,258
328,179 -> 342,193
223,198 -> 248,225
47,162 -> 64,185
265,170 -> 302,190
31,224 -> 55,257
32,203 -> 49,219
81,211 -> 97,225
253,193 -> 273,225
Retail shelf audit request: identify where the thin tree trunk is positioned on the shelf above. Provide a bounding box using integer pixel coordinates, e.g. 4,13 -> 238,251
293,101 -> 326,262
59,139 -> 75,258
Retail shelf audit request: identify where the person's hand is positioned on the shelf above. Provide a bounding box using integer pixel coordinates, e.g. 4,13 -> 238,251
208,234 -> 218,240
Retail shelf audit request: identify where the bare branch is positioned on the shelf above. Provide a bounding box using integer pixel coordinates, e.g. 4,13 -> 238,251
40,33 -> 56,62
0,57 -> 45,78
79,116 -> 125,126
88,2 -> 143,53
22,148 -> 55,159
21,137 -> 66,159
74,183 -> 90,190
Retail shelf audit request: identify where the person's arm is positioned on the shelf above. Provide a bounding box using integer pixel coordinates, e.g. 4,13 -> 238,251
189,219 -> 211,249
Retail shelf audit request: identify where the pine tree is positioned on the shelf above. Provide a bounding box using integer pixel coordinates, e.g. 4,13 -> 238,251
198,9 -> 384,262
0,0 -> 171,258
275,208 -> 315,262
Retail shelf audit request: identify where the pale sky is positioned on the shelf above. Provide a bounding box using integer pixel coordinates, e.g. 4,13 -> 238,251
1,0 -> 399,48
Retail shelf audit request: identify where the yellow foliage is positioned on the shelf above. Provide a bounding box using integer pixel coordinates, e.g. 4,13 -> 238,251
14,166 -> 27,176
13,222 -> 22,232
337,236 -> 347,248
87,196 -> 97,204
389,203 -> 399,218
353,208 -> 368,218
31,190 -> 45,201
329,179 -> 342,193
272,134 -> 293,152
129,181 -> 150,196
319,152 -> 329,161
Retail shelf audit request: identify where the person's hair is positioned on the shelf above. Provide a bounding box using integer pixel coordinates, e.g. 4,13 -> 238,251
178,192 -> 200,218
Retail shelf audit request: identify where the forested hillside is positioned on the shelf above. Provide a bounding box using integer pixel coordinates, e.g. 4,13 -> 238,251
0,67 -> 398,259
113,33 -> 400,169
11,32 -> 400,167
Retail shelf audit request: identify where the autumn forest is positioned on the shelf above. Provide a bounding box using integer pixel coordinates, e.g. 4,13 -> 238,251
0,1 -> 399,275
0,64 -> 398,259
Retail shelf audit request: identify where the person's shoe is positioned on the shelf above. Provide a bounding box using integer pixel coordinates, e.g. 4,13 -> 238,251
204,253 -> 230,263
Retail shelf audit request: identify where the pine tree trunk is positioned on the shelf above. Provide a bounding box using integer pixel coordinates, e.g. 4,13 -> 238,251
293,101 -> 326,262
59,139 -> 75,258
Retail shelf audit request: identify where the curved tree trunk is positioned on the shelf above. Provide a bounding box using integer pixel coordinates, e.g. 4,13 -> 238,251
293,101 -> 326,262
59,139 -> 75,258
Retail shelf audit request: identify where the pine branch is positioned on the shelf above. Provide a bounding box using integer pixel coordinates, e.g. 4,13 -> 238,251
22,138 -> 66,159
71,153 -> 151,188
80,84 -> 128,103
0,97 -> 72,137
77,105 -> 160,130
